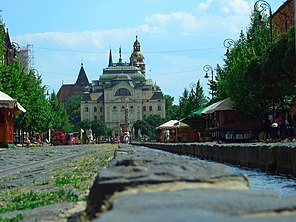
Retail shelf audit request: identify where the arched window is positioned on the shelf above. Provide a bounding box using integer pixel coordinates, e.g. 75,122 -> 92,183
143,106 -> 146,111
94,115 -> 97,119
158,106 -> 161,111
100,107 -> 103,112
115,88 -> 131,96
149,106 -> 153,111
94,107 -> 97,112
85,107 -> 89,112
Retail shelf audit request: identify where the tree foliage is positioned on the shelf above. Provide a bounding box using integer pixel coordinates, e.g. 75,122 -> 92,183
216,9 -> 295,119
63,96 -> 81,126
0,21 -> 69,133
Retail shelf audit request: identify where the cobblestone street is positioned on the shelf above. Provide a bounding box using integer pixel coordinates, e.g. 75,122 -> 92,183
0,144 -> 117,221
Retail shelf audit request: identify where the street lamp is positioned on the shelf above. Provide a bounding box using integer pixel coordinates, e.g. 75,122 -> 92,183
12,42 -> 20,58
43,85 -> 50,98
254,0 -> 272,43
223,38 -> 235,55
203,65 -> 214,99
254,0 -> 276,122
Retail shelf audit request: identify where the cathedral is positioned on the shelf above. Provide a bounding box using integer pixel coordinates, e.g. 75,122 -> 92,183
80,36 -> 165,131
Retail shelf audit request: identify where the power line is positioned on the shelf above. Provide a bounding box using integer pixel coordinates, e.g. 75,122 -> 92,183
34,46 -> 224,54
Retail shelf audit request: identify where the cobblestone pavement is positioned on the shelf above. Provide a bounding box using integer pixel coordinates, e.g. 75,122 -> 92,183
0,144 -> 117,222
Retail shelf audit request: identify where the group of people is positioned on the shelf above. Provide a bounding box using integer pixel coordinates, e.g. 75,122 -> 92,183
58,132 -> 76,145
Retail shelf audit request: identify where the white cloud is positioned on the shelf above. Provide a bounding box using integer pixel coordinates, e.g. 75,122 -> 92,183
219,0 -> 253,15
144,12 -> 201,35
197,0 -> 214,11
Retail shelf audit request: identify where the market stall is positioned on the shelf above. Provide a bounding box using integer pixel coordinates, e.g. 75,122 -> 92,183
0,91 -> 26,147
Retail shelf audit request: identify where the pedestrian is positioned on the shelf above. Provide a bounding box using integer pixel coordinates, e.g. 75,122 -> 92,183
165,129 -> 170,143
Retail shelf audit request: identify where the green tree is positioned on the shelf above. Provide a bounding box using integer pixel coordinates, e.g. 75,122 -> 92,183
164,95 -> 178,120
177,80 -> 208,119
216,9 -> 273,118
133,120 -> 152,138
91,119 -> 110,137
64,96 -> 81,126
48,91 -> 69,131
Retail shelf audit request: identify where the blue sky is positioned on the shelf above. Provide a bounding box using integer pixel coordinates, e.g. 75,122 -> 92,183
1,0 -> 285,103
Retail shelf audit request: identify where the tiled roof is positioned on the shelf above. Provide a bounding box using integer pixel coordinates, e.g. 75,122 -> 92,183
150,91 -> 164,100
75,64 -> 89,86
57,84 -> 75,102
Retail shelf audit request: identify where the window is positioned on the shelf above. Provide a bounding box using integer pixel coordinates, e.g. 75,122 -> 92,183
149,106 -> 153,111
143,106 -> 146,111
158,106 -> 161,111
0,111 -> 4,124
113,106 -> 117,110
85,107 -> 89,112
94,107 -> 97,112
100,107 -> 103,112
115,88 -> 131,96
130,105 -> 134,109
94,115 -> 97,119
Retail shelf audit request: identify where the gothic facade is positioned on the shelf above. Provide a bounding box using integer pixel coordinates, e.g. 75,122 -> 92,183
80,37 -> 165,131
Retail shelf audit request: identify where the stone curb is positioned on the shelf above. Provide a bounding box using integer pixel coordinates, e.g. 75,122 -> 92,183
85,145 -> 296,221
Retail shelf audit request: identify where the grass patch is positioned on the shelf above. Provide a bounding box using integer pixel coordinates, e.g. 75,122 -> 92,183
0,144 -> 118,220
0,189 -> 78,214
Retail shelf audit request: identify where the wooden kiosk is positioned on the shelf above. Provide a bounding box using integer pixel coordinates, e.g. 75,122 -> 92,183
0,91 -> 26,147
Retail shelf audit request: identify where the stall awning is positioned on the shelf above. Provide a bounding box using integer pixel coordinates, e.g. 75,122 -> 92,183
156,120 -> 190,129
0,91 -> 26,113
201,98 -> 233,115
186,107 -> 206,119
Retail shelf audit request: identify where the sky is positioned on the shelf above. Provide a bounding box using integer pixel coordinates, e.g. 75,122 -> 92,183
1,0 -> 286,104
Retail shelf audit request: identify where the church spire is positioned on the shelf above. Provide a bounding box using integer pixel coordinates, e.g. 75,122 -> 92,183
119,46 -> 122,63
108,48 -> 113,67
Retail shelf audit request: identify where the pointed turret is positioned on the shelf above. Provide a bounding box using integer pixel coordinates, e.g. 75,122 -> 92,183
119,46 -> 123,63
75,63 -> 89,86
130,36 -> 146,76
108,49 -> 113,67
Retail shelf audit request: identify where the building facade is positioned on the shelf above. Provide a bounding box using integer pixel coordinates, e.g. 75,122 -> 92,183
81,37 -> 165,131
272,0 -> 295,34
57,63 -> 90,103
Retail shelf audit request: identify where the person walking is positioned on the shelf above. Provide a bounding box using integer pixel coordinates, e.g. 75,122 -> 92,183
165,129 -> 170,143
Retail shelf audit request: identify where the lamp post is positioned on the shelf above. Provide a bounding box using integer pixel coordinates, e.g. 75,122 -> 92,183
43,85 -> 50,98
223,38 -> 235,55
12,42 -> 20,58
254,0 -> 272,44
203,65 -> 214,99
254,0 -> 276,122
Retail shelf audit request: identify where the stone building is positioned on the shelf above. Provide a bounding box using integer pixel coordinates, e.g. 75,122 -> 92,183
81,37 -> 165,131
57,63 -> 90,103
272,0 -> 294,34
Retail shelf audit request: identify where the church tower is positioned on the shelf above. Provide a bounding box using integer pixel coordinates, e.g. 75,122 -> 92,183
130,36 -> 146,76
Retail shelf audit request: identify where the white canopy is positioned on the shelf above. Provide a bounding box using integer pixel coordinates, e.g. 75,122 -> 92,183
156,120 -> 189,129
201,98 -> 233,115
0,91 -> 26,113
